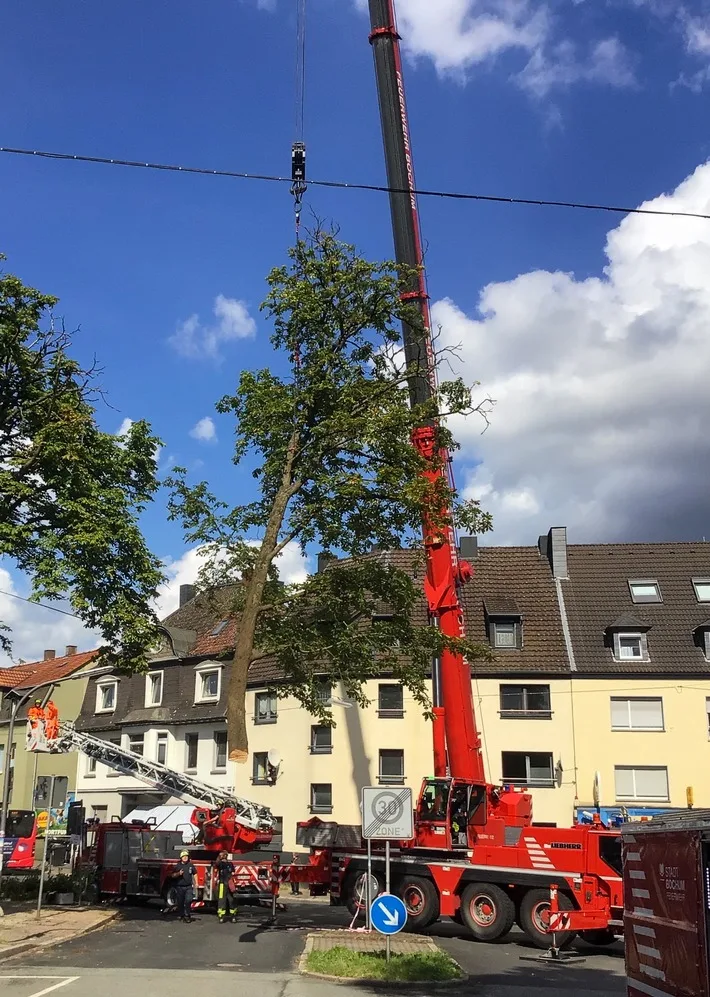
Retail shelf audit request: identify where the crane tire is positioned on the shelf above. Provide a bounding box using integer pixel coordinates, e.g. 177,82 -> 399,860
581,929 -> 617,946
396,875 -> 440,931
459,882 -> 515,942
518,888 -> 577,949
343,869 -> 383,917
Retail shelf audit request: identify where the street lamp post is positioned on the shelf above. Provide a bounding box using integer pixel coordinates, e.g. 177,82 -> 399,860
0,665 -> 113,889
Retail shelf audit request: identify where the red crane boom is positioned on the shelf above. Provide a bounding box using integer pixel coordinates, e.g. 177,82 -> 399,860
367,0 -> 484,783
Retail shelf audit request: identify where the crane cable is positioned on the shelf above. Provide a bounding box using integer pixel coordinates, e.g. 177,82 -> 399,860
290,0 -> 308,237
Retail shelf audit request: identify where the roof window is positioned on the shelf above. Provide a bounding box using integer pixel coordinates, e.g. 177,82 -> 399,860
693,579 -> 710,603
210,620 -> 229,637
628,580 -> 662,604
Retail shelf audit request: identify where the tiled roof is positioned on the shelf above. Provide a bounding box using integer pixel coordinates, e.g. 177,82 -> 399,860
162,586 -> 240,656
561,543 -> 710,674
461,546 -> 569,675
0,650 -> 98,691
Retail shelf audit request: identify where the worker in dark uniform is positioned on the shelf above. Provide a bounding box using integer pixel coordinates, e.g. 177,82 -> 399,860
171,850 -> 198,923
213,849 -> 238,923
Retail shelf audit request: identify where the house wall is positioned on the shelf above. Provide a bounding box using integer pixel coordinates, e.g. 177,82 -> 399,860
73,672 -> 710,851
0,674 -> 89,812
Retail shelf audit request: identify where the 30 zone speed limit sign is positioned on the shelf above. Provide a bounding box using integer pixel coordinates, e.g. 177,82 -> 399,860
361,786 -> 414,840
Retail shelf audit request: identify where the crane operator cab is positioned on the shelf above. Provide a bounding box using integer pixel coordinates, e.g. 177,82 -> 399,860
415,778 -> 487,850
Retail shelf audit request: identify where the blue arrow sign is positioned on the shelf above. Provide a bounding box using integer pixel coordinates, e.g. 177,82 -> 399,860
370,893 -> 407,935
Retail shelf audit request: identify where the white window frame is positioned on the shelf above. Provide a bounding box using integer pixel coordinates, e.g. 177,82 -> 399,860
614,765 -> 669,802
185,732 -> 199,772
155,731 -> 168,765
610,697 -> 664,732
493,621 -> 517,649
706,697 -> 710,739
145,671 -> 164,708
127,733 -> 144,757
253,751 -> 269,785
693,578 -> 710,602
85,753 -> 97,777
613,632 -> 648,662
703,632 -> 710,661
213,730 -> 228,772
95,680 -> 118,714
628,579 -> 662,604
254,691 -> 278,724
105,736 -> 121,777
194,663 -> 222,704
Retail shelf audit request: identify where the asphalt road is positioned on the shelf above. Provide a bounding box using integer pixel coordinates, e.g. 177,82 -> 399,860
4,897 -> 627,997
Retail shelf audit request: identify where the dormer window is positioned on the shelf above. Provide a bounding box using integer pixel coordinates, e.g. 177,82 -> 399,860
692,622 -> 710,660
485,598 -> 522,650
194,662 -> 222,703
628,580 -> 662,604
606,616 -> 651,662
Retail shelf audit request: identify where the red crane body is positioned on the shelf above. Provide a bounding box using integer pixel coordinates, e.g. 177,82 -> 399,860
367,0 -> 484,785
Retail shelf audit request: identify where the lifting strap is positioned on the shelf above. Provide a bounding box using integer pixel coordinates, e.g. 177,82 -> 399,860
290,0 -> 308,235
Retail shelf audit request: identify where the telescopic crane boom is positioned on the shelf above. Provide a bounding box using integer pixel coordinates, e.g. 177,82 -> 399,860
367,0 -> 485,783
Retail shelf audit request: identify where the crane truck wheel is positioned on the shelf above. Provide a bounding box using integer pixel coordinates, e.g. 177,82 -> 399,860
343,870 -> 383,916
396,876 -> 440,931
518,888 -> 576,949
458,882 -> 515,942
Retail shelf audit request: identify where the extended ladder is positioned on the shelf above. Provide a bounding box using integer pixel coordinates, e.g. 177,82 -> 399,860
56,721 -> 274,833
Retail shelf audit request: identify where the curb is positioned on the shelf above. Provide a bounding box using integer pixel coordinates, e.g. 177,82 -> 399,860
0,908 -> 121,964
298,933 -> 468,988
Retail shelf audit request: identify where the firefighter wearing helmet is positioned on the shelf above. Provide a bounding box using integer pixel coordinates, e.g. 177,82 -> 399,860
213,849 -> 238,923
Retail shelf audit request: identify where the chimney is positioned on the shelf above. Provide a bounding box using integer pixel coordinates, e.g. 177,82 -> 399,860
317,552 -> 334,573
65,645 -> 77,658
44,649 -> 56,660
540,527 -> 568,579
459,536 -> 478,561
179,584 -> 196,607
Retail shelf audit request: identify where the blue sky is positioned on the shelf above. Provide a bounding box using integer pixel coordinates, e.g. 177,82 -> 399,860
2,0 -> 710,661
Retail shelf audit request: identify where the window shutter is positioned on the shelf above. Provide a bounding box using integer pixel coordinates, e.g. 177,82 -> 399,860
630,699 -> 663,730
614,766 -> 635,798
610,699 -> 630,729
635,767 -> 668,800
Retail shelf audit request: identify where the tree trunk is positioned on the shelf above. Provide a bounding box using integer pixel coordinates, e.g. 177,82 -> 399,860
227,432 -> 299,762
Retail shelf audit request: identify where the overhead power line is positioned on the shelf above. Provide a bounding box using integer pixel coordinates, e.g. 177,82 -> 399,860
1,145 -> 709,221
0,588 -> 81,620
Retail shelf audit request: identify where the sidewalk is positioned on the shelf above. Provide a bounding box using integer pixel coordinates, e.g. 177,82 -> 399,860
0,905 -> 118,961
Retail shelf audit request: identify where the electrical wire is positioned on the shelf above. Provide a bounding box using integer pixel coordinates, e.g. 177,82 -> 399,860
0,588 -> 81,620
2,145 -> 709,221
295,0 -> 307,144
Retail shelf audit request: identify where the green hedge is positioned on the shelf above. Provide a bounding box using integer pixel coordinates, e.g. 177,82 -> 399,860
0,871 -> 84,900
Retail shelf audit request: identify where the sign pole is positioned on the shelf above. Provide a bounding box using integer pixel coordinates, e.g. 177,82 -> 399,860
385,840 -> 391,963
37,774 -> 55,920
366,839 -> 372,931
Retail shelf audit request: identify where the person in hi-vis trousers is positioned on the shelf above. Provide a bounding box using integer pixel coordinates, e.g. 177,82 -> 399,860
213,850 -> 238,923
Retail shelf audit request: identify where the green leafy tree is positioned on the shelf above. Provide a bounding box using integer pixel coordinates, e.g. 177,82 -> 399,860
0,256 -> 164,664
168,232 -> 492,762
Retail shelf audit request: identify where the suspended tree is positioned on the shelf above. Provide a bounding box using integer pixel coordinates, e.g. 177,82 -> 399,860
167,231 -> 492,761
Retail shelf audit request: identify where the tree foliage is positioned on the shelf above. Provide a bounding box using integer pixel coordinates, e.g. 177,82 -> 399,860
0,257 -> 163,664
167,232 -> 493,761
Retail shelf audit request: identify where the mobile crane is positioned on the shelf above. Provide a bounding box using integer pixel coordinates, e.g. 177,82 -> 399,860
295,0 -> 624,950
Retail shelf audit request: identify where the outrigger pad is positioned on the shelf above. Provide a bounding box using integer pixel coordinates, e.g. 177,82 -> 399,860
520,949 -> 586,966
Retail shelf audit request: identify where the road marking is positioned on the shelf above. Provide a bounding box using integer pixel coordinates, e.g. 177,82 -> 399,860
0,977 -> 79,997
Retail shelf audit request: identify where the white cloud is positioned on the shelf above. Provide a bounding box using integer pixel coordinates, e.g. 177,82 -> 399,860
157,543 -> 312,619
189,417 -> 218,444
116,417 -> 134,437
517,37 -> 636,97
0,565 -> 99,669
356,0 -> 548,76
169,295 -> 256,361
435,160 -> 710,544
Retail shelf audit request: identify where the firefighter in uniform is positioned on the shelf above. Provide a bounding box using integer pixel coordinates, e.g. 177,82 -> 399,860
170,850 -> 198,923
26,700 -> 46,748
44,700 -> 59,742
213,849 -> 238,923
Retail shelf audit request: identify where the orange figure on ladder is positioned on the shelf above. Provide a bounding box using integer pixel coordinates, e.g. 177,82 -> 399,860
44,700 -> 59,742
